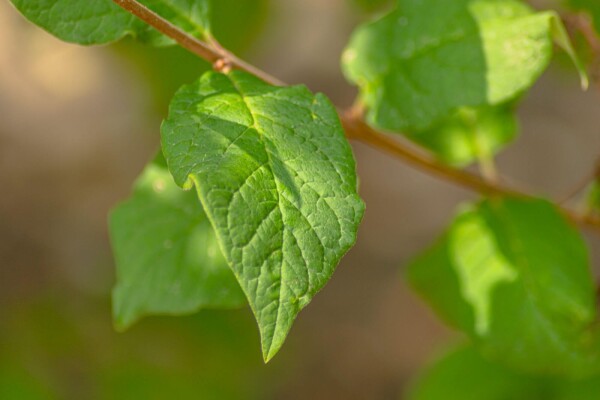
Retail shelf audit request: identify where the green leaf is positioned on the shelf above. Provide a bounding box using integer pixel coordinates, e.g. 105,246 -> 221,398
9,0 -> 211,45
110,155 -> 245,330
342,0 -> 586,132
410,344 -> 600,400
406,105 -> 518,167
161,70 -> 365,361
407,197 -> 598,375
408,345 -> 551,400
0,364 -> 54,400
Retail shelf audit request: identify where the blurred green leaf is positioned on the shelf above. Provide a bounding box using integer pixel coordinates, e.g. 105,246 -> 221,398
408,345 -> 552,400
162,70 -> 364,361
559,375 -> 600,400
110,155 -> 246,330
408,197 -> 598,375
1,296 -> 273,399
410,344 -> 600,400
111,0 -> 269,113
211,0 -> 269,51
342,0 -> 584,132
407,105 -> 518,167
0,365 -> 54,400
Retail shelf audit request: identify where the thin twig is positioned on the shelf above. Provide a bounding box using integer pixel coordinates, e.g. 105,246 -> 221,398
112,0 -> 600,234
112,0 -> 284,86
341,113 -> 522,197
342,114 -> 600,230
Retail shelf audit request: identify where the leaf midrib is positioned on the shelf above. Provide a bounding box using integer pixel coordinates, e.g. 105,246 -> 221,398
225,73 -> 286,359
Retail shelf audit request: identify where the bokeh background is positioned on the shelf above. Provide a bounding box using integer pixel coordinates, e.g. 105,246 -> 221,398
2,0 -> 600,398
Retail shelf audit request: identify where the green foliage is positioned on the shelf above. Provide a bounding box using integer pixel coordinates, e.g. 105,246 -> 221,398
342,0 -> 584,132
0,297 -> 273,399
408,345 -> 550,400
406,105 -> 518,167
0,364 -> 54,400
161,70 -> 365,361
110,155 -> 246,330
408,197 -> 598,375
9,0 -> 211,45
8,0 -> 600,385
409,345 -> 600,400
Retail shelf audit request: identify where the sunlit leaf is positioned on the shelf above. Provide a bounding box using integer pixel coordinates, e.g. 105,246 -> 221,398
343,0 -> 586,131
162,70 -> 364,361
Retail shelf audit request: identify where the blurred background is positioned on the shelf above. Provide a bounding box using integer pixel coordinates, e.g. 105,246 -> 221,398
2,0 -> 600,398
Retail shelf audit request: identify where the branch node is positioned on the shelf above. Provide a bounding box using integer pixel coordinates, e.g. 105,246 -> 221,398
213,58 -> 233,74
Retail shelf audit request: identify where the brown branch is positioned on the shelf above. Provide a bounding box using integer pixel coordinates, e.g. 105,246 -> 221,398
112,0 -> 600,234
341,114 -> 523,198
112,0 -> 284,86
342,114 -> 600,231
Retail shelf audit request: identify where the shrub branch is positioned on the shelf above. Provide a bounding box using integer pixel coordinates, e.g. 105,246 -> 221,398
112,0 -> 600,233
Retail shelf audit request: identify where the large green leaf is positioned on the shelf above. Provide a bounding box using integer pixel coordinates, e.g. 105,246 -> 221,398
406,105 -> 518,167
110,156 -> 245,330
9,0 -> 211,45
407,197 -> 598,375
343,0 -> 585,131
161,70 -> 365,361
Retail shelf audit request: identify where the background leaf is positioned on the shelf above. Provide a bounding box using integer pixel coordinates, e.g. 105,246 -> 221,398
9,0 -> 212,45
110,155 -> 246,330
409,344 -> 600,400
407,197 -> 598,375
406,104 -> 518,167
162,70 -> 365,361
407,345 -> 551,400
342,0 -> 574,131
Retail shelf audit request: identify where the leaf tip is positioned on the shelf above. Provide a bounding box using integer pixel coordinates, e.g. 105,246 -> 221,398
581,72 -> 590,91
